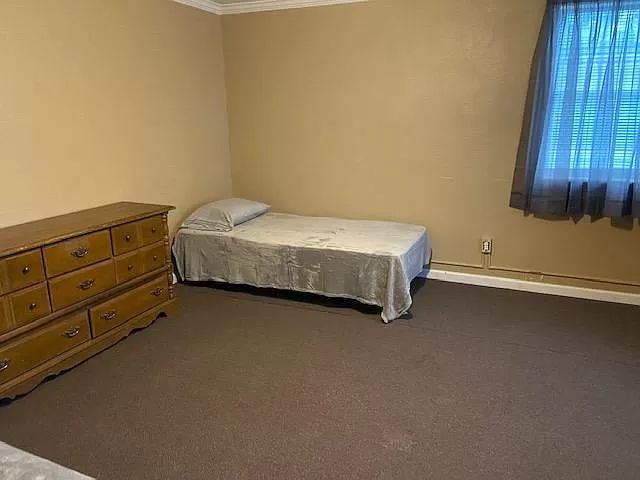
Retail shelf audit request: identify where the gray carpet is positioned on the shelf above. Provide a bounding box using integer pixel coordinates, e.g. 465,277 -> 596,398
0,280 -> 639,479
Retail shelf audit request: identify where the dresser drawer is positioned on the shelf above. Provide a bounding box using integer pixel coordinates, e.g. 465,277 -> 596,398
49,260 -> 116,311
9,283 -> 51,329
114,251 -> 143,284
0,312 -> 90,384
0,297 -> 12,336
90,275 -> 169,337
111,215 -> 165,256
114,243 -> 165,285
111,222 -> 142,256
0,250 -> 45,295
139,215 -> 165,246
141,242 -> 166,273
44,231 -> 112,277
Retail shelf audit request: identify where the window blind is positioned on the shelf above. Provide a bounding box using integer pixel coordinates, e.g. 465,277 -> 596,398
537,1 -> 640,181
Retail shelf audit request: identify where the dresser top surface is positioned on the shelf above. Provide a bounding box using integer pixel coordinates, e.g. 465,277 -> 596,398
0,202 -> 174,258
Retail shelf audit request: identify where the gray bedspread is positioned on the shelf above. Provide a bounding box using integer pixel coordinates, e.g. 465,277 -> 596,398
0,441 -> 93,480
172,213 -> 431,322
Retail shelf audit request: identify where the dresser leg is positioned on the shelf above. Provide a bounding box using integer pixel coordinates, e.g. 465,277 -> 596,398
162,213 -> 175,300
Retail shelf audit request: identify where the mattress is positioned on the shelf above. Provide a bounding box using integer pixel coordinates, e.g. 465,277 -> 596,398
172,213 -> 431,322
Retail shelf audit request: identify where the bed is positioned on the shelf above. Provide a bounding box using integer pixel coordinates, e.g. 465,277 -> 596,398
172,211 -> 431,323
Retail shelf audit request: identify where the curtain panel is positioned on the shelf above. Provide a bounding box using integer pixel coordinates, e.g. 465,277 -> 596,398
511,0 -> 640,219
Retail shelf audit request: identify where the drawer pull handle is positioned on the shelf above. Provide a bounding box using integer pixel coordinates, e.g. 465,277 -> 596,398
124,234 -> 132,242
127,264 -> 135,271
151,227 -> 157,234
28,303 -> 37,311
71,247 -> 89,258
102,311 -> 118,321
152,255 -> 158,261
79,279 -> 95,291
0,359 -> 10,372
151,287 -> 165,297
22,265 -> 31,275
64,327 -> 80,338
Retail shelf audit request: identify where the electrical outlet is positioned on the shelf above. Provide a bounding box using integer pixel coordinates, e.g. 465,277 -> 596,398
481,238 -> 493,255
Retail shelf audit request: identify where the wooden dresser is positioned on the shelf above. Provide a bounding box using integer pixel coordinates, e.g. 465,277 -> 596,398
0,202 -> 176,399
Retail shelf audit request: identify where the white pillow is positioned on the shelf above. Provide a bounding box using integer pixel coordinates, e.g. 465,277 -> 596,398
181,198 -> 270,232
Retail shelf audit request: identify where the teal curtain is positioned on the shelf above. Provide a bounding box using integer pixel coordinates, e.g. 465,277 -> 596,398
511,0 -> 640,219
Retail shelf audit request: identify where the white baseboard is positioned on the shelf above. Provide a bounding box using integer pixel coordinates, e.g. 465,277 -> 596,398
424,269 -> 640,307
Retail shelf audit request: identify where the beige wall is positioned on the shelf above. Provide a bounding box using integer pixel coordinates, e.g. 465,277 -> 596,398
222,0 -> 639,288
1,0 -> 637,289
0,0 -> 231,233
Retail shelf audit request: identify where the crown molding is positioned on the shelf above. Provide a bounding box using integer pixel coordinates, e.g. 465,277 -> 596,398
172,0 -> 223,14
172,0 -> 368,15
220,0 -> 368,14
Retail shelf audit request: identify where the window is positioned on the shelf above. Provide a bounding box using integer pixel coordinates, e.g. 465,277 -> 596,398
537,1 -> 640,184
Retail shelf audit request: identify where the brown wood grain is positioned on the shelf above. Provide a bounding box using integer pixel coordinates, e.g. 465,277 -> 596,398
0,203 -> 175,400
141,242 -> 166,273
48,260 -> 117,311
139,215 -> 165,246
90,275 -> 169,337
114,250 -> 144,284
0,266 -> 170,345
0,250 -> 45,295
0,297 -> 12,336
0,202 -> 174,258
8,283 -> 51,329
0,312 -> 90,385
43,230 -> 112,277
0,300 -> 176,400
111,221 -> 143,256
163,212 -> 176,300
